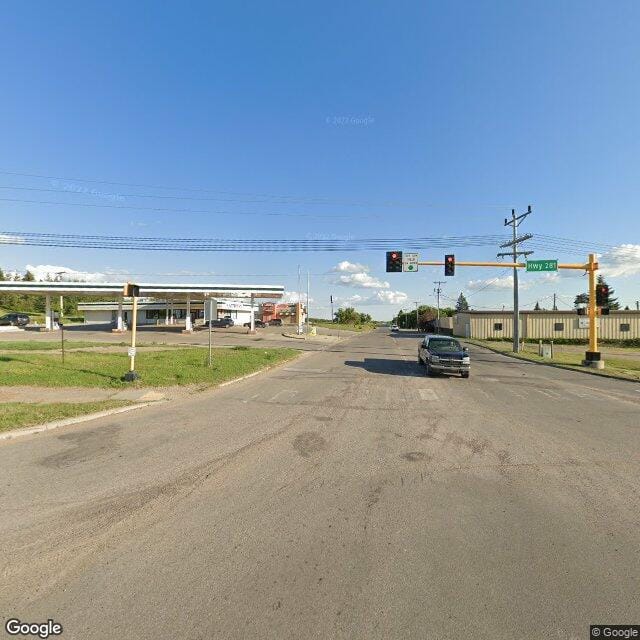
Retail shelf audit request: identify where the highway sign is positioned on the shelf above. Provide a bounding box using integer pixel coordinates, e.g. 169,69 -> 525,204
526,260 -> 558,272
403,253 -> 419,272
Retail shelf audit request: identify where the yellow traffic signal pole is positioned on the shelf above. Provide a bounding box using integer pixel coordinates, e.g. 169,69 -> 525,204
417,255 -> 602,369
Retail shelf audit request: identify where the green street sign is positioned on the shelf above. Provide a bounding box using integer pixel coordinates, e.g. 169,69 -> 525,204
526,259 -> 558,272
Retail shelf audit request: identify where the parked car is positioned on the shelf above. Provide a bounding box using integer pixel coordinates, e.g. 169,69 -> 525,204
418,335 -> 470,378
202,317 -> 234,328
0,313 -> 30,327
243,320 -> 267,328
268,318 -> 283,326
390,324 -> 399,332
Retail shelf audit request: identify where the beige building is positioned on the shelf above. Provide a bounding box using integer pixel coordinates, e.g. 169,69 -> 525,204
454,310 -> 640,340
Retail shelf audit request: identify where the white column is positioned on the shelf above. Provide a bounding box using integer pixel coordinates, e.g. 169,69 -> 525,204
250,295 -> 255,332
165,300 -> 170,325
185,296 -> 192,331
117,298 -> 124,331
45,294 -> 52,330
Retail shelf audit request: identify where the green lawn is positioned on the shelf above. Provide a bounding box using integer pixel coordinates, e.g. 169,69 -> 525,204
0,401 -> 133,433
0,346 -> 299,388
0,340 -> 126,350
469,339 -> 640,382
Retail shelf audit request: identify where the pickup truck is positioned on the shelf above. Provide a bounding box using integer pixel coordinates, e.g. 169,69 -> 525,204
418,335 -> 470,378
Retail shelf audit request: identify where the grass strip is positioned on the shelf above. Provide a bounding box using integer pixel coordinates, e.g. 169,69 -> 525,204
468,339 -> 640,382
0,346 -> 299,388
0,401 -> 133,433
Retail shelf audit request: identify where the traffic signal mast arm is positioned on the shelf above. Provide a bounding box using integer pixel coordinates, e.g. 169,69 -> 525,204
414,254 -> 601,366
417,260 -> 595,270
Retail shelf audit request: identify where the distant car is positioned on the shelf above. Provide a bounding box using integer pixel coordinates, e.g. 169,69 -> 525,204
202,318 -> 234,328
268,318 -> 283,326
0,313 -> 30,327
418,335 -> 470,378
390,324 -> 399,332
243,320 -> 267,328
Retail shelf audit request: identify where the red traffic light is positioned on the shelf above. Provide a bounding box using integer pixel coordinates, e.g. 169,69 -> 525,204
444,254 -> 455,276
386,251 -> 403,272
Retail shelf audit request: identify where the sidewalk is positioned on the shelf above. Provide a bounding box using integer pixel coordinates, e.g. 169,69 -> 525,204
0,385 -> 169,403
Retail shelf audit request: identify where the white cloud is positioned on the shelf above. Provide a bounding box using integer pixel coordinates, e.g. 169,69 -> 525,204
367,290 -> 409,305
334,290 -> 408,306
24,264 -> 110,282
332,260 -> 369,274
0,233 -> 25,244
331,260 -> 389,289
336,272 -> 390,289
599,244 -> 640,278
282,291 -> 314,304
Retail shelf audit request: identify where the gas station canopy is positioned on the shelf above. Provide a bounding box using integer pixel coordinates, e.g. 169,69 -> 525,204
0,281 -> 285,299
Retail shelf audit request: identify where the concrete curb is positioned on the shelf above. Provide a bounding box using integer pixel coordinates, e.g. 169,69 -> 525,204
467,340 -> 640,385
0,401 -> 162,442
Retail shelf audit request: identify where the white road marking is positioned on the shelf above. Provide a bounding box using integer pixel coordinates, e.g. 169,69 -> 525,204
269,390 -> 298,402
241,393 -> 262,404
533,389 -> 560,399
418,389 -> 439,401
282,367 -> 327,374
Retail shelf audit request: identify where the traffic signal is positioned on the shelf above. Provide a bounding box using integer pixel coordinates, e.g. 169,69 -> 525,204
386,251 -> 403,272
595,283 -> 609,307
444,254 -> 455,276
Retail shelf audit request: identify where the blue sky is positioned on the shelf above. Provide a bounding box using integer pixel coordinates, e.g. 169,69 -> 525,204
1,1 -> 639,318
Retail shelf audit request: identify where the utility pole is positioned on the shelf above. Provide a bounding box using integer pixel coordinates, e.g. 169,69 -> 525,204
330,295 -> 334,323
414,301 -> 419,331
498,206 -> 533,353
306,270 -> 310,335
297,264 -> 302,335
433,282 -> 445,334
553,293 -> 557,311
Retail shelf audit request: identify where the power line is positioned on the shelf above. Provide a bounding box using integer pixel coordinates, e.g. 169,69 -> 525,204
0,196 -> 386,220
0,169 -> 513,210
0,230 -> 511,252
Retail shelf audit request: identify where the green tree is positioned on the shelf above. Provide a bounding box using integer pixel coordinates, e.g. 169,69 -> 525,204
534,301 -> 541,311
574,293 -> 589,307
23,270 -> 35,281
455,293 -> 469,312
335,307 -> 363,325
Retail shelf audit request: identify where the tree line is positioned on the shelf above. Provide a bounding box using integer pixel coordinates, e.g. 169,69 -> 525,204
0,268 -> 95,316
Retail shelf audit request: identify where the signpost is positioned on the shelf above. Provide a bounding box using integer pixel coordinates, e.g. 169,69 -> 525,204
403,253 -> 419,272
526,260 -> 558,272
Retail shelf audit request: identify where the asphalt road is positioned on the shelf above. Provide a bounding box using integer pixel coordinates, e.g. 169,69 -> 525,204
1,329 -> 639,639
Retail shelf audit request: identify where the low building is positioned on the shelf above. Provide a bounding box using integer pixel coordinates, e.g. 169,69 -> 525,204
454,310 -> 640,340
78,299 -> 256,327
260,302 -> 306,326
